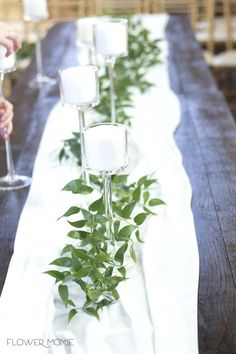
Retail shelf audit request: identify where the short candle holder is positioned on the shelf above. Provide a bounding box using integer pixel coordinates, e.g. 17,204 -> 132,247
0,47 -> 31,190
59,65 -> 99,185
23,0 -> 56,87
94,19 -> 128,124
83,123 -> 128,239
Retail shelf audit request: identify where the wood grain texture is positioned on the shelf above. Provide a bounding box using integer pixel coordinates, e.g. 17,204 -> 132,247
166,15 -> 236,354
0,21 -> 78,293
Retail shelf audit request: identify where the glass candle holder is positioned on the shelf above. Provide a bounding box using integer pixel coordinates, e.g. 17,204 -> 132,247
76,17 -> 99,65
94,18 -> 128,123
0,46 -> 31,190
59,65 -> 100,184
83,123 -> 128,239
23,0 -> 56,87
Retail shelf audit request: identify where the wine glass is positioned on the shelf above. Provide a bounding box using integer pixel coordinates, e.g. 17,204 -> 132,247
83,122 -> 128,238
0,46 -> 31,190
23,0 -> 56,87
94,19 -> 128,123
58,65 -> 100,185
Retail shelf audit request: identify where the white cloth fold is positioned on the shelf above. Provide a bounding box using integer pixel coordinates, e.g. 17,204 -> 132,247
0,14 -> 199,354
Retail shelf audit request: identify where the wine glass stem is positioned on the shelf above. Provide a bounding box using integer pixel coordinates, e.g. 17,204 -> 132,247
0,73 -> 16,180
78,108 -> 89,185
107,59 -> 116,123
35,21 -> 43,78
103,174 -> 113,240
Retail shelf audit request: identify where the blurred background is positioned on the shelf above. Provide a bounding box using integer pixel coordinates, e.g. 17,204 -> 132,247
1,0 -> 236,118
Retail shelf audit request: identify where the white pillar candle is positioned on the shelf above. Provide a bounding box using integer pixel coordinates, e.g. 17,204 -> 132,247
77,17 -> 99,45
59,66 -> 99,106
84,124 -> 128,173
94,19 -> 128,57
0,46 -> 16,72
23,0 -> 48,21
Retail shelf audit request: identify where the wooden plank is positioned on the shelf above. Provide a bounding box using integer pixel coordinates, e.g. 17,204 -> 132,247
0,21 -> 78,293
166,15 -> 236,353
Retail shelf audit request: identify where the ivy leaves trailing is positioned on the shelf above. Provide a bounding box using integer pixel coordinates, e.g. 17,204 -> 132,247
59,18 -> 161,165
45,175 -> 165,322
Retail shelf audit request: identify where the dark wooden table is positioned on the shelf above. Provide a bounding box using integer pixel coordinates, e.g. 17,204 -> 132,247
0,15 -> 236,354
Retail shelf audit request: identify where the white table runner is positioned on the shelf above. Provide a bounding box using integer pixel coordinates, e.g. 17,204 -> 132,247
0,14 -> 199,354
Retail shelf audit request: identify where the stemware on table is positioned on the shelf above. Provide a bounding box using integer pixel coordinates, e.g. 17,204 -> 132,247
0,46 -> 31,190
94,18 -> 128,123
83,123 -> 128,238
23,0 -> 56,87
59,65 -> 100,184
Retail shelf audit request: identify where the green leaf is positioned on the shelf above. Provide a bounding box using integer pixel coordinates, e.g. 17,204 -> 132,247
122,202 -> 136,218
132,187 -> 141,202
92,229 -> 105,242
68,299 -> 76,307
58,206 -> 80,220
134,213 -> 148,225
94,252 -> 110,263
118,266 -> 126,278
68,220 -> 87,228
137,175 -> 148,187
44,270 -> 65,281
148,198 -> 166,206
144,179 -> 157,188
68,308 -> 77,322
81,208 -> 93,221
73,266 -> 91,279
94,215 -> 108,224
67,230 -> 89,240
72,250 -> 82,272
143,206 -> 156,215
115,243 -> 128,264
105,266 -> 113,277
58,284 -> 69,305
61,244 -> 72,255
143,191 -> 150,204
112,288 -> 120,300
114,220 -> 120,239
89,197 -> 103,212
50,257 -> 72,268
85,307 -> 100,320
87,289 -> 102,300
130,244 -> 137,263
135,230 -> 144,243
118,225 -> 136,240
112,175 -> 128,184
73,248 -> 89,261
63,179 -> 93,194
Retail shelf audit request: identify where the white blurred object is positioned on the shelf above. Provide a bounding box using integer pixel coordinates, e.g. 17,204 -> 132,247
84,124 -> 128,173
77,17 -> 99,45
76,45 -> 91,66
23,0 -> 48,21
0,46 -> 16,72
59,65 -> 99,106
94,19 -> 128,57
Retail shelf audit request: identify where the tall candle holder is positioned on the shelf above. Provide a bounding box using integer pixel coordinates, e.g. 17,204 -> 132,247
59,65 -> 99,185
83,123 -> 128,239
94,19 -> 128,123
23,0 -> 56,87
76,17 -> 99,66
0,47 -> 31,190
